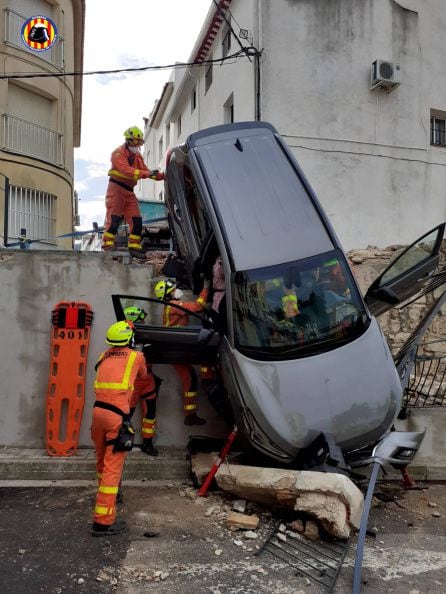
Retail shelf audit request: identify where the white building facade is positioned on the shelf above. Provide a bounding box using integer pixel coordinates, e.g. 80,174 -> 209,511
143,0 -> 446,250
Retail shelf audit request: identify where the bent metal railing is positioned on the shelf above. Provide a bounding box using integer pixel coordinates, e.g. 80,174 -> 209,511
403,339 -> 446,408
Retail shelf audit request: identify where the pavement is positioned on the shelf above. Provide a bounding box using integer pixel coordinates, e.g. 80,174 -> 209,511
0,478 -> 445,594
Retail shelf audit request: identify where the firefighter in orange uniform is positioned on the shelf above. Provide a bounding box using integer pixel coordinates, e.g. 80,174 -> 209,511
91,320 -> 148,537
154,279 -> 210,426
102,126 -> 164,259
124,306 -> 161,457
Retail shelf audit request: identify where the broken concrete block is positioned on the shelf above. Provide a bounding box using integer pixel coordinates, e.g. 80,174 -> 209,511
290,519 -> 304,533
216,464 -> 363,539
190,452 -> 218,485
226,511 -> 260,530
232,499 -> 247,513
304,520 -> 319,541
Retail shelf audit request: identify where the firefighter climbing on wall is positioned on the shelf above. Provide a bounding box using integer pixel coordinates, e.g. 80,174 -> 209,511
154,278 -> 210,426
90,320 -> 148,536
124,306 -> 162,457
102,126 -> 165,259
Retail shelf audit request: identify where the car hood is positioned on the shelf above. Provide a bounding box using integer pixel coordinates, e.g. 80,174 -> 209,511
231,317 -> 402,455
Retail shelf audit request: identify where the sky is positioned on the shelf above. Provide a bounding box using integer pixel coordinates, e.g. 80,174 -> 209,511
74,0 -> 212,230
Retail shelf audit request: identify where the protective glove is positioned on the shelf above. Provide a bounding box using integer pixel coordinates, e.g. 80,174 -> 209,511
148,169 -> 165,181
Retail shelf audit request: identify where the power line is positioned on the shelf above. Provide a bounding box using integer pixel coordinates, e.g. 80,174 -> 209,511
0,49 -> 249,80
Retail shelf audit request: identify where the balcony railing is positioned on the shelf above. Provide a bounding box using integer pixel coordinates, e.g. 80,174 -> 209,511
2,113 -> 64,167
4,9 -> 64,69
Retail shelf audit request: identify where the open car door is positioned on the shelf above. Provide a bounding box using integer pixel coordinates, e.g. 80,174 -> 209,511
112,295 -> 220,365
364,223 -> 446,316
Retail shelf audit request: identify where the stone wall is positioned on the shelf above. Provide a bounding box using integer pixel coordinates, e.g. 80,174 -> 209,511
347,241 -> 446,357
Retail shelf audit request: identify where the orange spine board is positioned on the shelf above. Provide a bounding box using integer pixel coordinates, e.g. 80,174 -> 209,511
46,301 -> 94,457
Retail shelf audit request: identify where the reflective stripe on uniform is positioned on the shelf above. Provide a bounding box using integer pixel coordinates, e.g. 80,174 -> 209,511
184,403 -> 197,411
99,485 -> 119,494
197,297 -> 205,305
142,427 -> 155,435
95,505 -> 113,516
108,168 -> 135,182
133,169 -> 140,180
128,233 -> 142,249
94,351 -> 137,390
185,392 -> 197,398
282,295 -> 298,303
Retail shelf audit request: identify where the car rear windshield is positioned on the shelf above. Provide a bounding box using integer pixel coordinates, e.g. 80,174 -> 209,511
232,250 -> 369,360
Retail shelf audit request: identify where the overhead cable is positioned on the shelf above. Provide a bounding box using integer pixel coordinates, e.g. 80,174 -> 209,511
0,49 -> 250,80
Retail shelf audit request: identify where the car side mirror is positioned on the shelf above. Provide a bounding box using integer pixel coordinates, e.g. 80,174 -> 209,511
197,328 -> 215,345
369,286 -> 400,304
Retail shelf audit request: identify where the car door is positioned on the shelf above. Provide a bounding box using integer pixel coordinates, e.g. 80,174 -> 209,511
364,223 -> 445,316
111,295 -> 220,365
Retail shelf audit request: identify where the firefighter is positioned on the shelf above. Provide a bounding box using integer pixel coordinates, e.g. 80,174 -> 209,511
102,126 -> 164,259
154,278 -> 210,425
91,320 -> 148,537
124,306 -> 161,457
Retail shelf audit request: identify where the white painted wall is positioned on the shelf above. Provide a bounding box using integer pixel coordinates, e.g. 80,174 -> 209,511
144,0 -> 446,250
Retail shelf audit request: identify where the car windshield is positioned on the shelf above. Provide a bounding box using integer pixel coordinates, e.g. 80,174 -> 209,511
232,250 -> 369,360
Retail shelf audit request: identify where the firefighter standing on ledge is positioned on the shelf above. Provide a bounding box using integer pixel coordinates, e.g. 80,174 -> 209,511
102,126 -> 164,259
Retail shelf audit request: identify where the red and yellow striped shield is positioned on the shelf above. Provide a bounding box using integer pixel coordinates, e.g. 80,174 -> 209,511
21,15 -> 58,52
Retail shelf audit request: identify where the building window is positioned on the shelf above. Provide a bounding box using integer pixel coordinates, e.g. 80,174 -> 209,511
8,185 -> 56,243
159,191 -> 163,201
431,116 -> 446,146
4,8 -> 64,69
191,87 -> 197,113
158,136 -> 163,160
177,115 -> 182,138
222,26 -> 231,58
224,93 -> 234,124
205,62 -> 213,94
166,124 -> 170,146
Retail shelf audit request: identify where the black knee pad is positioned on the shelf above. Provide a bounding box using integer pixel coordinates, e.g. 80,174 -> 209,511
107,214 -> 121,235
132,217 -> 142,236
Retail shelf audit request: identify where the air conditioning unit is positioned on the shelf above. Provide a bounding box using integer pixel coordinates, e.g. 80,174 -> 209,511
371,59 -> 400,91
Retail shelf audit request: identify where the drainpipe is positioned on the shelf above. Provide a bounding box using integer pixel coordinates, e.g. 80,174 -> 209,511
254,0 -> 261,121
3,175 -> 9,247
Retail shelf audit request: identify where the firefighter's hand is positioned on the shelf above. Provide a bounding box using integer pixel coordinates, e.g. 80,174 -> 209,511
148,169 -> 165,181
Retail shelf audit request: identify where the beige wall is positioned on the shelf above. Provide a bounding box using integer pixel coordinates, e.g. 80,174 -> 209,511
0,0 -> 84,249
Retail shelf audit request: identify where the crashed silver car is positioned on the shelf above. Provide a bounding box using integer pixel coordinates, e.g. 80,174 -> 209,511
113,122 -> 445,470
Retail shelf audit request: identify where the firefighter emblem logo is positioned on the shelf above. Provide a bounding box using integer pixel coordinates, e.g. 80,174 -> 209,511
21,15 -> 58,52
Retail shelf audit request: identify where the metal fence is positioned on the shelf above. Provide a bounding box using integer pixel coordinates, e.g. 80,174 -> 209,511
2,114 -> 64,167
403,340 -> 446,408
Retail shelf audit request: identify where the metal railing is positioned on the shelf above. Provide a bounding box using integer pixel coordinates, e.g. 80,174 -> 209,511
2,113 -> 64,167
7,184 -> 56,244
403,340 -> 446,408
430,121 -> 446,146
4,9 -> 64,68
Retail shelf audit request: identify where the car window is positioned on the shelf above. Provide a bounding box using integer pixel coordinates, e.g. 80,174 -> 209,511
117,296 -> 206,330
232,250 -> 369,360
380,228 -> 440,285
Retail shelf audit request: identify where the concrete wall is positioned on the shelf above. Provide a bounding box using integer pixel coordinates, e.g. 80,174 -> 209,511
0,250 -> 229,449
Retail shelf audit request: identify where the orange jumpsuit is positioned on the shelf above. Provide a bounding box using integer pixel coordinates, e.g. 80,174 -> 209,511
91,346 -> 147,526
102,144 -> 163,252
129,363 -> 157,441
163,289 -> 209,416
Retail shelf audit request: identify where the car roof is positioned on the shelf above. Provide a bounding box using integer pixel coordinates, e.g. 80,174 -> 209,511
188,122 -> 335,271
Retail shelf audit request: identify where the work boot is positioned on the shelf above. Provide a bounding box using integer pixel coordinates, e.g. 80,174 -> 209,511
140,440 -> 158,457
91,519 -> 128,537
184,412 -> 206,426
129,249 -> 146,260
